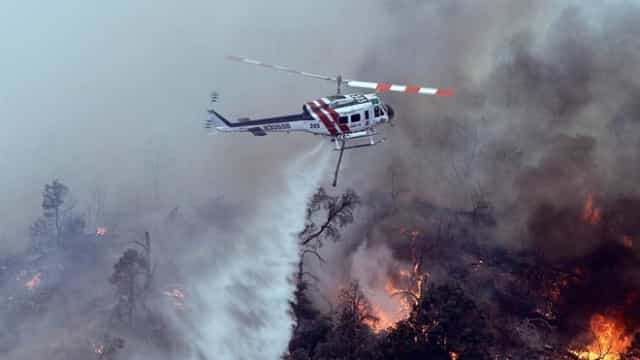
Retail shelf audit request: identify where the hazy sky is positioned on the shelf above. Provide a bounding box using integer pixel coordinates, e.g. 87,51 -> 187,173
0,0 -> 391,251
0,2 -> 394,358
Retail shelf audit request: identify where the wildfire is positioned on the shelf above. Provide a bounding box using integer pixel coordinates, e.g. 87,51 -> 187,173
623,235 -> 633,249
365,227 -> 429,332
570,314 -> 635,360
583,194 -> 602,225
366,267 -> 427,333
366,304 -> 399,331
96,226 -> 108,236
449,351 -> 459,360
24,272 -> 42,290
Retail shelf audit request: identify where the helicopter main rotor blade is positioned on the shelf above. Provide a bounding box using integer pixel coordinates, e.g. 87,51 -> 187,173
225,55 -> 337,82
225,56 -> 453,96
346,80 -> 454,96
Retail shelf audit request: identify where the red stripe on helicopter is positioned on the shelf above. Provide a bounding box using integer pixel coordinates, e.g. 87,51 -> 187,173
405,85 -> 421,93
376,83 -> 393,91
316,100 -> 346,134
319,99 -> 350,133
307,102 -> 338,136
436,88 -> 455,96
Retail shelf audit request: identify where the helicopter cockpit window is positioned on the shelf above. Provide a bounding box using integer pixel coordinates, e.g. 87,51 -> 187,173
339,116 -> 348,124
374,106 -> 381,117
365,110 -> 370,120
351,113 -> 361,122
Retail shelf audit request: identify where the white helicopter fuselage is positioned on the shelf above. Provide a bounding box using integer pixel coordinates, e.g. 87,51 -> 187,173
206,54 -> 451,186
207,93 -> 393,138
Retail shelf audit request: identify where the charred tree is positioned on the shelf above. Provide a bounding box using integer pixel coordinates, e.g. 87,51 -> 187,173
381,284 -> 493,359
314,281 -> 379,360
109,239 -> 151,327
299,187 -> 360,248
288,188 -> 362,359
288,250 -> 331,360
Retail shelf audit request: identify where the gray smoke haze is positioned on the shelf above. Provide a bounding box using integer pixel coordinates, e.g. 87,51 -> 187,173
4,1 -> 640,358
309,0 -> 640,316
0,0 -> 388,253
0,1 -> 391,359
349,0 -> 640,241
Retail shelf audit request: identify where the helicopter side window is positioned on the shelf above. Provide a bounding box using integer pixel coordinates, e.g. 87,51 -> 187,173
365,110 -> 370,120
351,113 -> 361,122
339,116 -> 348,124
374,106 -> 381,117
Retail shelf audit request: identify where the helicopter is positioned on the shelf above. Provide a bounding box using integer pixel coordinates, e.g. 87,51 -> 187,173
205,56 -> 454,186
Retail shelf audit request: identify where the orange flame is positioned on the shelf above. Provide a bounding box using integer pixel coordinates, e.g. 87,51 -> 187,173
583,194 -> 602,225
96,226 -> 108,236
367,269 -> 425,332
449,352 -> 459,360
571,314 -> 635,360
366,227 -> 428,332
623,235 -> 633,249
366,304 -> 398,331
24,272 -> 41,290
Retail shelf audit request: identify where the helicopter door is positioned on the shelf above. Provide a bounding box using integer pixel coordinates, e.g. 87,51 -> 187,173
364,109 -> 371,127
350,112 -> 362,131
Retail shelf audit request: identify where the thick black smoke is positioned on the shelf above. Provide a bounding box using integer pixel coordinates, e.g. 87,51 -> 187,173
308,0 -> 640,330
350,1 -> 640,249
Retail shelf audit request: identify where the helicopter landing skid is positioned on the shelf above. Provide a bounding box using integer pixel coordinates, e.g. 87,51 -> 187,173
331,132 -> 385,187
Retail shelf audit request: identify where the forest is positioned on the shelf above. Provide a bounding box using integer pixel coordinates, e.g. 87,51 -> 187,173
4,179 -> 640,359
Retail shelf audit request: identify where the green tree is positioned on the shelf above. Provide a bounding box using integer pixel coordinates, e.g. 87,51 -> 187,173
42,179 -> 69,240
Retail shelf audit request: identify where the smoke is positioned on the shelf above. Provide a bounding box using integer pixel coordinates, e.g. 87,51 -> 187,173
0,1 -> 390,359
302,0 -> 640,329
340,0 -> 640,248
4,1 -> 640,358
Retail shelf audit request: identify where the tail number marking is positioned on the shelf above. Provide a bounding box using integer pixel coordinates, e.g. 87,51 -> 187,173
264,123 -> 291,131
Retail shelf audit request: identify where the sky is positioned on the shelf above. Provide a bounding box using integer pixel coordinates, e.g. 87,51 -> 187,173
0,1 -> 394,358
0,0 -> 392,252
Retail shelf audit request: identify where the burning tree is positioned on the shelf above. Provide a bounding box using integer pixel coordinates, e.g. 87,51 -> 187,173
313,281 -> 380,360
379,283 -> 493,359
288,188 -> 361,360
570,313 -> 634,360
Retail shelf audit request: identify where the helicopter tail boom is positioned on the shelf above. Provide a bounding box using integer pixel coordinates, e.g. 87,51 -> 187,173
205,108 -> 236,131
